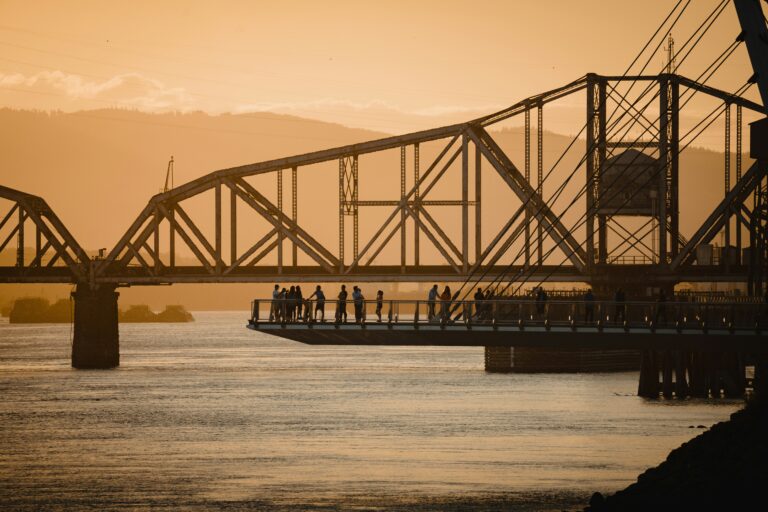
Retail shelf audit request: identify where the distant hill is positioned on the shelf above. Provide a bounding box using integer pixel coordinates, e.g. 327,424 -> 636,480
0,108 -> 749,309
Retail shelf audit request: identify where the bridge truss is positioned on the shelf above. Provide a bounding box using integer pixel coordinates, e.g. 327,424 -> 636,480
0,74 -> 765,289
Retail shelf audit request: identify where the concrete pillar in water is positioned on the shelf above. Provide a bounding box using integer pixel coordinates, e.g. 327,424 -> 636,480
637,350 -> 659,398
484,346 -> 512,372
71,284 -> 119,369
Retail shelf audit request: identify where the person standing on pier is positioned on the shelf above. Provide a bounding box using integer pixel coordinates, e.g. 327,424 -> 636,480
535,287 -> 547,319
614,287 -> 626,324
375,290 -> 384,322
352,286 -> 365,323
427,284 -> 438,321
336,284 -> 348,323
309,285 -> 326,322
276,287 -> 287,322
440,285 -> 452,322
270,284 -> 280,321
295,285 -> 304,321
584,288 -> 595,323
287,286 -> 296,322
473,287 -> 484,319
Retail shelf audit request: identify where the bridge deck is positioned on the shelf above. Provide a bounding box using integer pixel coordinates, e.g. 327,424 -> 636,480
248,321 -> 767,351
247,298 -> 768,352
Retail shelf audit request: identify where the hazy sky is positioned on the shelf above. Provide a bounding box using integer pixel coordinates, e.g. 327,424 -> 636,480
0,0 -> 760,133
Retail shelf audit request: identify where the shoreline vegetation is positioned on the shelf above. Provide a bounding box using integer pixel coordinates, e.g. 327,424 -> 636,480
3,297 -> 194,323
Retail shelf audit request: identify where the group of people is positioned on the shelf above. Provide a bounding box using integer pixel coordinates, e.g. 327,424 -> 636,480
426,284 -> 454,321
269,284 -> 384,324
583,287 -> 668,325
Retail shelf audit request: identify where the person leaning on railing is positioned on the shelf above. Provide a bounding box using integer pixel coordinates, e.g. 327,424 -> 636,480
308,285 -> 325,322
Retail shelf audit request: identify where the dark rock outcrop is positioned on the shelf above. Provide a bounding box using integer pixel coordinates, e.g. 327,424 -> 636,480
586,397 -> 768,511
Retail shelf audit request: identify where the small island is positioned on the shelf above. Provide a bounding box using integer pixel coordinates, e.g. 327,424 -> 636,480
5,297 -> 194,323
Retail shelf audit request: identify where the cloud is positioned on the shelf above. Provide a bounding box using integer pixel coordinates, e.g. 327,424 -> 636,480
0,71 -> 193,110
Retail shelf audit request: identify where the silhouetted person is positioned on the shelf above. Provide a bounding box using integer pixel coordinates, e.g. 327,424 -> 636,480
270,284 -> 280,321
535,287 -> 547,318
295,285 -> 304,321
287,286 -> 296,322
352,286 -> 364,323
309,285 -> 325,322
277,287 -> 287,322
473,287 -> 484,319
440,285 -> 451,321
427,284 -> 438,321
375,290 -> 383,322
614,288 -> 626,324
584,288 -> 595,323
484,289 -> 495,319
655,289 -> 667,326
336,285 -> 348,323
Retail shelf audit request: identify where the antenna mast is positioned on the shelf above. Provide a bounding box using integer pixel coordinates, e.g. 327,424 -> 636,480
162,156 -> 174,193
664,33 -> 676,74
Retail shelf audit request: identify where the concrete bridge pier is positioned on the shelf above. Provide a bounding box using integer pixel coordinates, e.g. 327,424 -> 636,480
71,283 -> 119,369
639,349 -> 746,398
484,346 -> 513,372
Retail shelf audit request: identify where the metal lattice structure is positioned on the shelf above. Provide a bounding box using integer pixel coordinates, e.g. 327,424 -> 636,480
0,74 -> 764,289
0,185 -> 88,282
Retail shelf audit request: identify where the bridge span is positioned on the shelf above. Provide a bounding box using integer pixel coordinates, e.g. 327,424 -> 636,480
0,1 -> 767,396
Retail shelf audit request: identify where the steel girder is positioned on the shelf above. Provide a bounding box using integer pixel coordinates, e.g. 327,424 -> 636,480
0,185 -> 88,282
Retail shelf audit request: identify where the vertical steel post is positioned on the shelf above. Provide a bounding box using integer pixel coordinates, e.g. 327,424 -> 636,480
338,159 -> 344,271
658,78 -> 670,265
292,166 -> 298,266
414,143 -> 420,266
230,186 -> 237,266
34,224 -> 40,267
154,206 -> 161,273
537,104 -> 544,266
215,181 -> 222,272
724,103 -> 732,256
586,76 -> 597,266
16,206 -> 23,267
400,146 -> 406,272
475,141 -> 482,263
352,156 -> 359,260
524,107 -> 531,267
277,169 -> 283,272
597,80 -> 608,264
168,205 -> 175,268
670,78 -> 680,259
462,133 -> 469,271
736,105 -> 743,251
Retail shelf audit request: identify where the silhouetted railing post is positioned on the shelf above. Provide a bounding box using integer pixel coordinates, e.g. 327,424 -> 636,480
252,300 -> 259,323
414,301 -> 420,324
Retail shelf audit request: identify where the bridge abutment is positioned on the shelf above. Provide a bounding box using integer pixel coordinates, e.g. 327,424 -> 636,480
71,284 -> 119,369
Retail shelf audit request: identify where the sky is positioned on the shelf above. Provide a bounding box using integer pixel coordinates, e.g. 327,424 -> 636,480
0,0 -> 760,135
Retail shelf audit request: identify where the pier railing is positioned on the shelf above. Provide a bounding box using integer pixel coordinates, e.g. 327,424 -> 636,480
250,297 -> 768,331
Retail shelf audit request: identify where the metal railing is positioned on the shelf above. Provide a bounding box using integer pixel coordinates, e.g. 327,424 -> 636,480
250,297 -> 768,331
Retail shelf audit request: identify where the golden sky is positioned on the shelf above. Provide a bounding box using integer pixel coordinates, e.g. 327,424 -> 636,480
0,0 -> 758,134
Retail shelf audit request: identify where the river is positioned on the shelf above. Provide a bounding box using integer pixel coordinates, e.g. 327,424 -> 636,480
0,311 -> 741,511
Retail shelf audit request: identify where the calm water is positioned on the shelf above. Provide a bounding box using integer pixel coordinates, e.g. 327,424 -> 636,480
0,312 -> 741,511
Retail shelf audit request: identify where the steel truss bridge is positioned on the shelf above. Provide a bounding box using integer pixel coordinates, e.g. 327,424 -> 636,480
1,0 -> 767,391
1,71 -> 766,290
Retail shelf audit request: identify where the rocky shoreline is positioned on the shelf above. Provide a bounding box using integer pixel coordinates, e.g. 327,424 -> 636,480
584,396 -> 767,511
